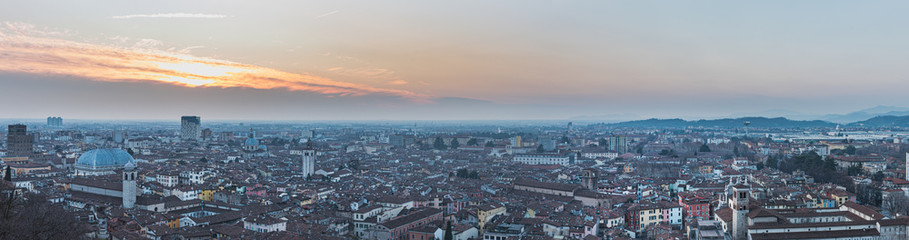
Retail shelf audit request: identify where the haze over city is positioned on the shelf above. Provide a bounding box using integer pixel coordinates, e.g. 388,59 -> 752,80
7,2 -> 909,240
4,1 -> 909,120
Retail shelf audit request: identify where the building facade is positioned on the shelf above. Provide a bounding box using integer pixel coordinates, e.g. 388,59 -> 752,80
180,116 -> 201,140
6,124 -> 33,157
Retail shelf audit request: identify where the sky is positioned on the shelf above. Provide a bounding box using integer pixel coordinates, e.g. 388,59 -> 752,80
1,1 -> 909,121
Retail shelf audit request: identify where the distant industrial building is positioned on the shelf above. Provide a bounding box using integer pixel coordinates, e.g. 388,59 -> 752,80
389,135 -> 415,148
47,116 -> 63,126
608,135 -> 628,153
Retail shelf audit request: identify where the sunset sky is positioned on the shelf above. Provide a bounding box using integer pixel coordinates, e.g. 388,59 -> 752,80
2,1 -> 909,120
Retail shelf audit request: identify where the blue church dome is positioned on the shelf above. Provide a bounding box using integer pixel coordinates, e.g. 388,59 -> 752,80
75,148 -> 136,175
245,138 -> 260,146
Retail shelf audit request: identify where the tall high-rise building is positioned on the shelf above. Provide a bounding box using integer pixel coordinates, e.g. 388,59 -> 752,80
302,141 -> 316,178
6,124 -> 33,157
46,116 -> 63,126
607,135 -> 628,153
302,130 -> 315,138
181,116 -> 201,140
510,136 -> 522,147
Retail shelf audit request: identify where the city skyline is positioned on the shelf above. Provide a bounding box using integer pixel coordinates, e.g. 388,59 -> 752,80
3,1 -> 909,120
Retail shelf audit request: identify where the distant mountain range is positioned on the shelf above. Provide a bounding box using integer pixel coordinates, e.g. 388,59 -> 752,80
600,117 -> 835,128
589,105 -> 909,128
847,115 -> 909,128
819,105 -> 909,123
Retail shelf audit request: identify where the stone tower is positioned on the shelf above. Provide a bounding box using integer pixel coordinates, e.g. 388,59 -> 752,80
729,176 -> 751,240
122,162 -> 137,209
582,168 -> 598,191
302,140 -> 316,178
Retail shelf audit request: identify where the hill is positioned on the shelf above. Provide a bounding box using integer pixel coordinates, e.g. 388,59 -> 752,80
601,117 -> 835,129
848,115 -> 909,128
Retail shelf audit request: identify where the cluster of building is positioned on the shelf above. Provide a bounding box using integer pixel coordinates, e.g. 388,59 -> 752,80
2,118 -> 909,239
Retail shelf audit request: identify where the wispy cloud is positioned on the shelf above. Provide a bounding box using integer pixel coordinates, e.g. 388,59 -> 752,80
315,11 -> 339,19
0,23 -> 426,100
322,52 -> 411,86
111,13 -> 228,19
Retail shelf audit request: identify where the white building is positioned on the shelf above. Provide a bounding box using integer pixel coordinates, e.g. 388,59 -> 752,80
157,173 -> 178,188
243,216 -> 287,233
513,152 -> 576,165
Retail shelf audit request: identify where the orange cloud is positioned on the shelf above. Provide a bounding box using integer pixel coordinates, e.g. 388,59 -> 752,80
0,23 -> 427,100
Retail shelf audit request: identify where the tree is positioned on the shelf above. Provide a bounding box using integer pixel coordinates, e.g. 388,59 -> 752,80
348,159 -> 360,170
536,144 -> 545,153
456,169 -> 468,178
199,157 -> 208,163
882,193 -> 909,216
433,137 -> 447,150
847,163 -> 865,176
780,152 -> 852,188
765,157 -> 778,169
467,138 -> 478,146
756,162 -> 765,170
126,148 -> 135,156
824,157 -> 837,172
854,183 -> 882,206
468,170 -> 479,179
0,193 -> 92,239
444,221 -> 453,240
845,145 -> 857,155
733,146 -> 740,157
178,160 -> 188,165
699,144 -> 711,152
598,138 -> 607,147
873,171 -> 885,181
484,141 -> 495,148
450,138 -> 460,149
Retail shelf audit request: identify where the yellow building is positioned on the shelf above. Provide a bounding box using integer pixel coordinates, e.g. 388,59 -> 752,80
197,189 -> 217,201
478,204 -> 506,232
624,165 -> 634,173
1,156 -> 29,163
638,207 -> 662,229
828,190 -> 854,207
9,163 -> 51,175
167,218 -> 181,228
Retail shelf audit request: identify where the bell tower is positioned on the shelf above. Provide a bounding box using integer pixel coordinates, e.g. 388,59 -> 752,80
301,140 -> 316,178
582,168 -> 598,191
122,162 -> 137,209
729,176 -> 750,240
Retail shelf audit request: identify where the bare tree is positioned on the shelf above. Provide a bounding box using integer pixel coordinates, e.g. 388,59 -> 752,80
0,192 -> 92,239
882,193 -> 909,217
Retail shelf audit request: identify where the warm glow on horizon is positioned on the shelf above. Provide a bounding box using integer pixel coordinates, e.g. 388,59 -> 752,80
0,23 -> 428,101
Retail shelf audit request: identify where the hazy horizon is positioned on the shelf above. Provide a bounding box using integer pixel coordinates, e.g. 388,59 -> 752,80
4,1 -> 909,120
